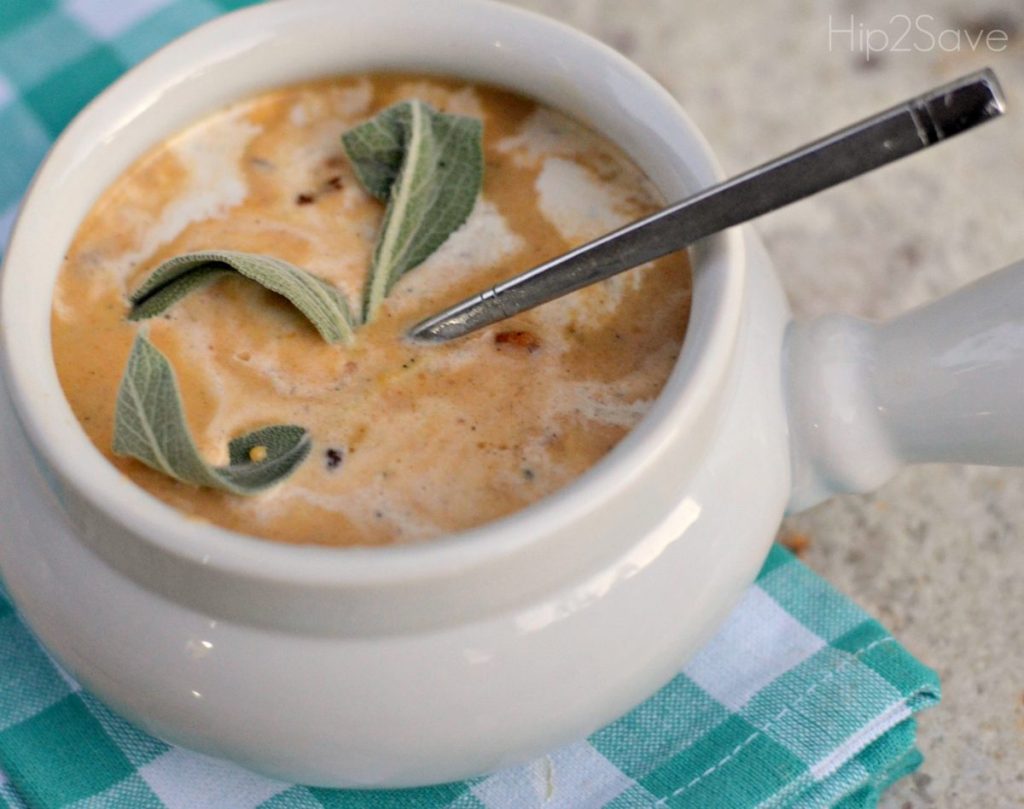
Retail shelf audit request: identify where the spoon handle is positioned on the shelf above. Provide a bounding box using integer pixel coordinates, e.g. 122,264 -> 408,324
411,68 -> 1006,343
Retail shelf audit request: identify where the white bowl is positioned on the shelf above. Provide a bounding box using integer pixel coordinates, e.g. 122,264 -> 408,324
1,0 -> 1022,788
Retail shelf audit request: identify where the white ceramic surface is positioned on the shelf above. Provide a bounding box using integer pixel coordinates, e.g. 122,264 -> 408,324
0,0 -> 1022,788
788,262 -> 1024,511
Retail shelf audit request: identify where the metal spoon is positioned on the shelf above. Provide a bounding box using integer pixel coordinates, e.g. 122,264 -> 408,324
409,68 -> 1005,343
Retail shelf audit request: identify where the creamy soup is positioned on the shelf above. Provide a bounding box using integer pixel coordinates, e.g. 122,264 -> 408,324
51,75 -> 691,546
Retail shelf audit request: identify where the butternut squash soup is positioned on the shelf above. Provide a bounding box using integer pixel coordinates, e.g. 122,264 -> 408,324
51,75 -> 691,546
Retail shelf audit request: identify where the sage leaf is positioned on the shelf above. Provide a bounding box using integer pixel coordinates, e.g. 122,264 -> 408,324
342,100 -> 483,322
128,250 -> 356,343
113,332 -> 311,494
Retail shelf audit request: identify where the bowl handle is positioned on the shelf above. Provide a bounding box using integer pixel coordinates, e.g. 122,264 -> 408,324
785,259 -> 1024,512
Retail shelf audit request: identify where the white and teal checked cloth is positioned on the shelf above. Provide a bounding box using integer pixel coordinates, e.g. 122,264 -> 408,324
0,2 -> 940,807
0,546 -> 938,809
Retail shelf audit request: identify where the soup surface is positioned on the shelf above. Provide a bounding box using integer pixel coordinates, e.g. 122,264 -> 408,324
52,74 -> 691,546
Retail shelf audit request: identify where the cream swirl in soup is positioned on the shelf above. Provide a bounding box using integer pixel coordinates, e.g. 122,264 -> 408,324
51,75 -> 691,546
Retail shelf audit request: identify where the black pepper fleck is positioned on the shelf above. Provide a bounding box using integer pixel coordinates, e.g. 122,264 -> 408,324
296,193 -> 315,205
325,448 -> 343,470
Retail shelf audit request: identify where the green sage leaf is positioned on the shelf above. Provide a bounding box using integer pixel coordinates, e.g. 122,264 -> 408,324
113,332 -> 311,494
342,100 -> 483,322
128,250 -> 356,344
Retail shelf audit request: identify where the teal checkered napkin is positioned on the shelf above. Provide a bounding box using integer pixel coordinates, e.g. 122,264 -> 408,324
0,547 -> 938,809
0,2 -> 940,807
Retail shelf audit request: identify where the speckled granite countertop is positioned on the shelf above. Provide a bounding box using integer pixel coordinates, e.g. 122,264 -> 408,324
504,0 -> 1024,805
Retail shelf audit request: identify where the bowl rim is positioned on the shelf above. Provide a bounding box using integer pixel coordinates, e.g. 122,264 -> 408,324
0,0 -> 746,585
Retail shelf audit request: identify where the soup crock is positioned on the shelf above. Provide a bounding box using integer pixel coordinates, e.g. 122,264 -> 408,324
1,0 -> 1023,789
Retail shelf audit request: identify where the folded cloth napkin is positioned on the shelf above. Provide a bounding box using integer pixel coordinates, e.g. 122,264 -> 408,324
0,546 -> 937,809
0,2 -> 939,807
